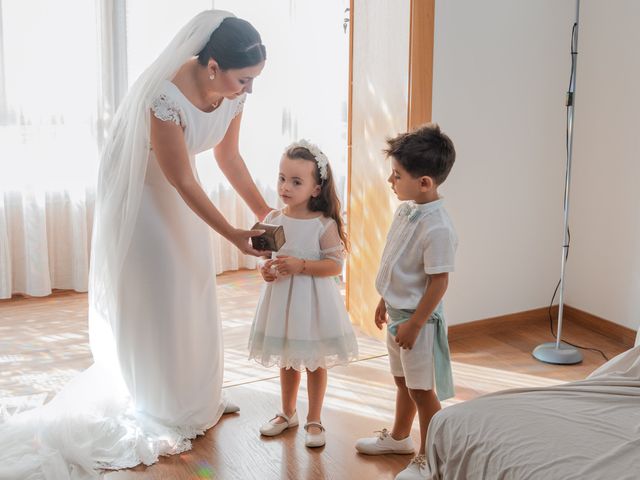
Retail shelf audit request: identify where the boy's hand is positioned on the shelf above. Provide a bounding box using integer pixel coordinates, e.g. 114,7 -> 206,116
395,320 -> 420,349
374,298 -> 387,330
271,255 -> 304,276
259,259 -> 277,282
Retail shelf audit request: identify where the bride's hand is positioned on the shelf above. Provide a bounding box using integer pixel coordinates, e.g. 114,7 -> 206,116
258,206 -> 276,222
229,228 -> 267,257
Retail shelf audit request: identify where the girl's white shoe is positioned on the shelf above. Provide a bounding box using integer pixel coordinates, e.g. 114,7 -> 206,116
304,421 -> 326,448
259,411 -> 299,436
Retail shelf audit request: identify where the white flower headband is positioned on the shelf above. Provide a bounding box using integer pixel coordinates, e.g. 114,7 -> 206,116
285,139 -> 329,181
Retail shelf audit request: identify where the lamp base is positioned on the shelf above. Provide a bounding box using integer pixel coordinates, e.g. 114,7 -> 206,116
532,342 -> 583,365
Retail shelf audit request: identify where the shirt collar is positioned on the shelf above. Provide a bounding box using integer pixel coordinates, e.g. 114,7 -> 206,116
399,198 -> 443,221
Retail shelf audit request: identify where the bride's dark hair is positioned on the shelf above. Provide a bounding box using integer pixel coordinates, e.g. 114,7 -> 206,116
197,17 -> 266,70
285,146 -> 349,252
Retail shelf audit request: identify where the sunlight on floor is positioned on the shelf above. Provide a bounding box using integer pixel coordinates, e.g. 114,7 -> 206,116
1,270 -> 572,412
452,361 -> 564,392
232,353 -> 566,427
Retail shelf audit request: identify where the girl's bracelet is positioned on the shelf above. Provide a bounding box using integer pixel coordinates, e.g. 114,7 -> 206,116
301,259 -> 306,274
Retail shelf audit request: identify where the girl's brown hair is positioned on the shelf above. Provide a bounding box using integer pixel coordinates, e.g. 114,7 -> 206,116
285,146 -> 349,251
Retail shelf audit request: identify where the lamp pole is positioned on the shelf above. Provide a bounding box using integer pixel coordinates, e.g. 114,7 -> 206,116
533,0 -> 583,365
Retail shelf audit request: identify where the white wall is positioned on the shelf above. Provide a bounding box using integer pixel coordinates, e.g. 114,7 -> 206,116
565,0 -> 640,332
431,0 -> 576,325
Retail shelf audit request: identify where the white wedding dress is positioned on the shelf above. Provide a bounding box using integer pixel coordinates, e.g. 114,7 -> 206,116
117,82 -> 245,427
0,79 -> 246,479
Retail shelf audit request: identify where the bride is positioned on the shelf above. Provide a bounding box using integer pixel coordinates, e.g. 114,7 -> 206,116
0,10 -> 270,479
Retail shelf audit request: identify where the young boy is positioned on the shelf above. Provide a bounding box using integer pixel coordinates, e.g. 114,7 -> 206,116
355,124 -> 457,480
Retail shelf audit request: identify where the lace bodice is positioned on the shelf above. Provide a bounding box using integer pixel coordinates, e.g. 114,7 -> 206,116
150,80 -> 246,155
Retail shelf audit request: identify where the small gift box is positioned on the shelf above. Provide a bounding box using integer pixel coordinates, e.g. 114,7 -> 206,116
251,222 -> 286,252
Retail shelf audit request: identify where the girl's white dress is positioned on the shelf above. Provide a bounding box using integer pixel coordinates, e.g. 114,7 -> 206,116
248,210 -> 358,371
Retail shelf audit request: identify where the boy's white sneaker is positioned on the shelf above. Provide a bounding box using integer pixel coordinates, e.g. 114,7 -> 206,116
355,428 -> 415,455
395,454 -> 428,480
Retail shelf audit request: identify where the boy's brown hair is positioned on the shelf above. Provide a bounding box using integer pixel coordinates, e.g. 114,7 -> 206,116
384,123 -> 456,185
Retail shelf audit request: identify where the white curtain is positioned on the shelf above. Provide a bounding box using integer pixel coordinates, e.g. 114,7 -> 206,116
0,0 -> 99,298
0,0 -> 348,299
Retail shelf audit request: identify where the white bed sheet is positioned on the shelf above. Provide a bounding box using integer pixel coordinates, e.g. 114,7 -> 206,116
426,346 -> 640,479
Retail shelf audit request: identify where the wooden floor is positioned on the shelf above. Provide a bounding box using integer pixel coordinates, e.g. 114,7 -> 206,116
0,270 -> 630,480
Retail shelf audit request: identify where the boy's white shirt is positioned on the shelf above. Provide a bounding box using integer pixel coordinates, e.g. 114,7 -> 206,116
375,199 -> 458,310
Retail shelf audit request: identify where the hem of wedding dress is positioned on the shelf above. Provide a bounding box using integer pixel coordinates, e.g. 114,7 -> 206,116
0,395 -> 226,479
98,412 -> 222,472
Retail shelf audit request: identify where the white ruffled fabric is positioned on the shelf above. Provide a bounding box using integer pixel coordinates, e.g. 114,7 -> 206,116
248,210 -> 358,372
0,365 -> 223,480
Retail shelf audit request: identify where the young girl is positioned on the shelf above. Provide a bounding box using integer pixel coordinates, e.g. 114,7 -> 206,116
248,139 -> 358,448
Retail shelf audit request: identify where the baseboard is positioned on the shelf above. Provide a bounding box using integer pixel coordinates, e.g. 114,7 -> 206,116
448,306 -> 554,342
563,305 -> 636,348
448,304 -> 636,349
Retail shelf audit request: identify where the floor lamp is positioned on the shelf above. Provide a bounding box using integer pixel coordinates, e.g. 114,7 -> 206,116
533,0 -> 583,365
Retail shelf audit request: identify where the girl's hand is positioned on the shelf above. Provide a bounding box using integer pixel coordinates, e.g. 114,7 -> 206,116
374,298 -> 387,330
395,320 -> 420,349
259,259 -> 277,282
271,255 -> 304,276
229,227 -> 267,257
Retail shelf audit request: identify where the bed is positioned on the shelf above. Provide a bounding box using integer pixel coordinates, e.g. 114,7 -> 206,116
425,345 -> 640,479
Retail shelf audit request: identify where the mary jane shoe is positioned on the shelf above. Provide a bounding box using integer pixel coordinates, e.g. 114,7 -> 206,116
304,421 -> 326,448
259,411 -> 298,437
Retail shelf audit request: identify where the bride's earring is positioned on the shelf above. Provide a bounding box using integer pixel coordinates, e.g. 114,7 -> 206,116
209,73 -> 216,80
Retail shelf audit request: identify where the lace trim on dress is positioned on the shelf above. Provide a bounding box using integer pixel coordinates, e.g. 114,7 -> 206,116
248,351 -> 358,372
233,96 -> 246,118
248,332 -> 359,372
151,94 -> 185,127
